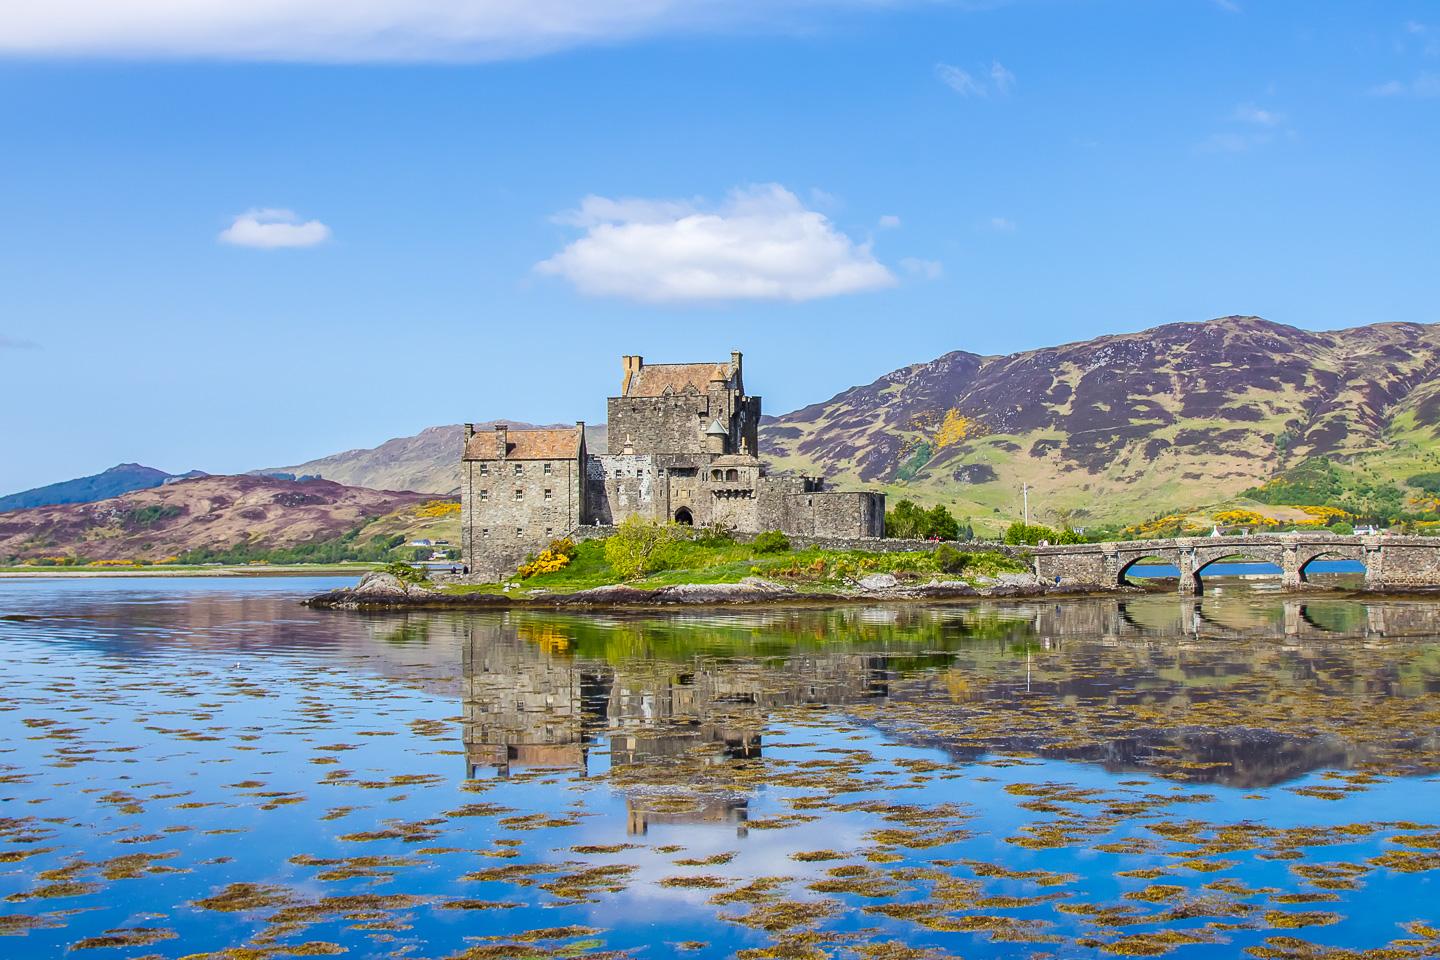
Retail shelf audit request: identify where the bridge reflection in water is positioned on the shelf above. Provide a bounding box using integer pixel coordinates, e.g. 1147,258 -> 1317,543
419,595 -> 1440,820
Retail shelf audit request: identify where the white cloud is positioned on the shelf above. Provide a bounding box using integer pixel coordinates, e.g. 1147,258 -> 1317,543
1212,0 -> 1241,12
0,335 -> 38,350
989,60 -> 1016,95
1370,73 -> 1440,97
218,209 -> 331,249
0,1 -> 978,62
878,214 -> 902,230
899,257 -> 943,279
935,59 -> 1015,98
985,216 -> 1017,233
1234,103 -> 1282,126
535,184 -> 897,304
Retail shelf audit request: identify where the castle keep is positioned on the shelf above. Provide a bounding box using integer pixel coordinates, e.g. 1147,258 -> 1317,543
461,352 -> 884,579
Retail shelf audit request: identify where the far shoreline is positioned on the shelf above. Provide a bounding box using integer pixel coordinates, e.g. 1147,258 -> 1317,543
0,564 -> 377,580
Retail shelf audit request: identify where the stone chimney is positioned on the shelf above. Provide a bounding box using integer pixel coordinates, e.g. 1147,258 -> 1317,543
621,355 -> 643,395
731,350 -> 742,375
576,421 -> 586,454
494,424 -> 508,459
464,423 -> 475,440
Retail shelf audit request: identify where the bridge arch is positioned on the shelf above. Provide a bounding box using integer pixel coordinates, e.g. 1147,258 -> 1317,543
1297,549 -> 1366,584
1117,554 -> 1180,588
1191,551 -> 1284,595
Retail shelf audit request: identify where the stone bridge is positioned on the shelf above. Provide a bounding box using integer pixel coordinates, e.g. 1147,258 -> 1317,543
1029,534 -> 1440,595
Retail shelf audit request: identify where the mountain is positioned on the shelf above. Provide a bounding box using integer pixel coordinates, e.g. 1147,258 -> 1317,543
0,463 -> 204,514
759,316 -> 1440,528
0,474 -> 440,564
256,422 -> 609,494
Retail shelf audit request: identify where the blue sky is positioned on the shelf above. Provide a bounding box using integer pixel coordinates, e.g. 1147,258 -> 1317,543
1,0 -> 1437,493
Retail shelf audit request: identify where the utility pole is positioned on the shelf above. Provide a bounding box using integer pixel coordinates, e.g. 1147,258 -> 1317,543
1022,483 -> 1030,525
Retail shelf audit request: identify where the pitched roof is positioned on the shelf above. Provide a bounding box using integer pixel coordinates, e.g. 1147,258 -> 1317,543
624,362 -> 730,398
464,428 -> 582,461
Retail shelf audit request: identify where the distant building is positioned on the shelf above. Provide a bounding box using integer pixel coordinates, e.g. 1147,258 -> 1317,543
460,351 -> 884,579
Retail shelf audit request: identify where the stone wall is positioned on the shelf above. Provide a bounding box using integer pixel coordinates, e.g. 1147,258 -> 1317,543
608,395 -> 713,457
586,454 -> 658,526
461,457 -> 584,581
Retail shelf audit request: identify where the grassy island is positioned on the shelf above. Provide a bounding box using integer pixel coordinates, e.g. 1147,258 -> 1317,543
441,520 -> 1028,598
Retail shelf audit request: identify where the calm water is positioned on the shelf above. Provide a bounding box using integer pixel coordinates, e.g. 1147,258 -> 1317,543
2,578 -> 1438,959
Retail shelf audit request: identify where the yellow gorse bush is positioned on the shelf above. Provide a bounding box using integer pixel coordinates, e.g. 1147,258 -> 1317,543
1213,509 -> 1279,527
517,548 -> 571,579
416,500 -> 461,518
1297,505 -> 1353,525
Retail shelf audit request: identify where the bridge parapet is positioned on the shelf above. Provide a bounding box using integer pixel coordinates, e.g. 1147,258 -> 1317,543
1030,533 -> 1431,594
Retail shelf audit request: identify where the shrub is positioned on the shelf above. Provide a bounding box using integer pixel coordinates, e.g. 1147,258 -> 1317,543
932,543 -> 969,574
384,560 -> 430,585
547,537 -> 578,559
415,500 -> 462,518
886,499 -> 964,540
604,516 -> 679,580
1409,472 -> 1440,495
752,530 -> 791,554
517,548 -> 571,579
1004,522 -> 1084,546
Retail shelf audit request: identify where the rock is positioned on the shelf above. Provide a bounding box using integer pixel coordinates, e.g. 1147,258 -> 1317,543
994,572 -> 1042,587
739,577 -> 794,594
858,573 -> 899,591
351,572 -> 435,598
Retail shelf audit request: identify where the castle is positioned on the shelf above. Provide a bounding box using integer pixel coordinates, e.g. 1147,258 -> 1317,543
460,351 -> 885,579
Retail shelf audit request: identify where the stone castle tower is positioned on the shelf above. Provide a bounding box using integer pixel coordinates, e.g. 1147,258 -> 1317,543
460,351 -> 884,579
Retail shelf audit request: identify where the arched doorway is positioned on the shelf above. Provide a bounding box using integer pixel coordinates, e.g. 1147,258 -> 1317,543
674,507 -> 694,525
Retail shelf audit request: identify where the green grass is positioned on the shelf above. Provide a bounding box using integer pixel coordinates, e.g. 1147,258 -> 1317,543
444,537 -> 1026,596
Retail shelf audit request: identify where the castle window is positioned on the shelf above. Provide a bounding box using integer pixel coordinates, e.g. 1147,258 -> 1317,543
544,489 -> 553,501
543,463 -> 552,475
479,490 -> 489,502
711,470 -> 722,481
478,464 -> 489,476
545,527 -> 553,536
481,528 -> 490,539
516,527 -> 523,537
513,464 -> 523,476
514,489 -> 524,501
726,469 -> 739,482
614,469 -> 622,479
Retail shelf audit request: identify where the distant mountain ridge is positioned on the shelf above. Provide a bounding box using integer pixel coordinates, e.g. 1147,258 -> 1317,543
0,463 -> 204,514
759,315 -> 1440,526
0,474 -> 436,563
256,422 -> 609,494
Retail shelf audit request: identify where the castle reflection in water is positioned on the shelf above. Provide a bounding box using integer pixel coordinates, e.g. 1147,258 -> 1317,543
411,594 -> 1440,824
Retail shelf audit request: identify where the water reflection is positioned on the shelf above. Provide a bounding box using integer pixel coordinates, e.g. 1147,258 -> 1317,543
4,581 -> 1440,958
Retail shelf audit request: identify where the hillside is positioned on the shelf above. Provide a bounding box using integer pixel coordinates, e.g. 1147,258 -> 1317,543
0,463 -> 202,513
257,422 -> 610,494
0,475 -> 449,564
759,316 -> 1440,530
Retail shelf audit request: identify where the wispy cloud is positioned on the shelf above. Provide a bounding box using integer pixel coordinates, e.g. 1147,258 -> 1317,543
1234,103 -> 1282,127
218,209 -> 331,249
536,184 -> 897,304
1212,0 -> 1241,13
984,216 -> 1017,233
1200,101 -> 1292,152
1370,73 -> 1440,97
899,258 -> 943,280
0,1 -> 993,62
0,335 -> 38,350
935,60 -> 1016,98
878,214 -> 902,230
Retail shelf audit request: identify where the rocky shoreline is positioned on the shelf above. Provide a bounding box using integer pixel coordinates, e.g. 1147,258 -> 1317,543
302,570 -> 1122,611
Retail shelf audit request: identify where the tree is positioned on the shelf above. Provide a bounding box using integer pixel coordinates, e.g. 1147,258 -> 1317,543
926,504 -> 960,541
885,499 -> 963,540
604,516 -> 679,580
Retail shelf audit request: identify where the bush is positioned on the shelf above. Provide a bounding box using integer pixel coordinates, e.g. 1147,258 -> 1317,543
547,537 -> 578,559
1409,472 -> 1440,494
932,543 -> 969,574
752,530 -> 791,554
1003,522 -> 1084,546
603,516 -> 679,580
384,560 -> 430,585
518,548 -> 571,578
886,499 -> 963,540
